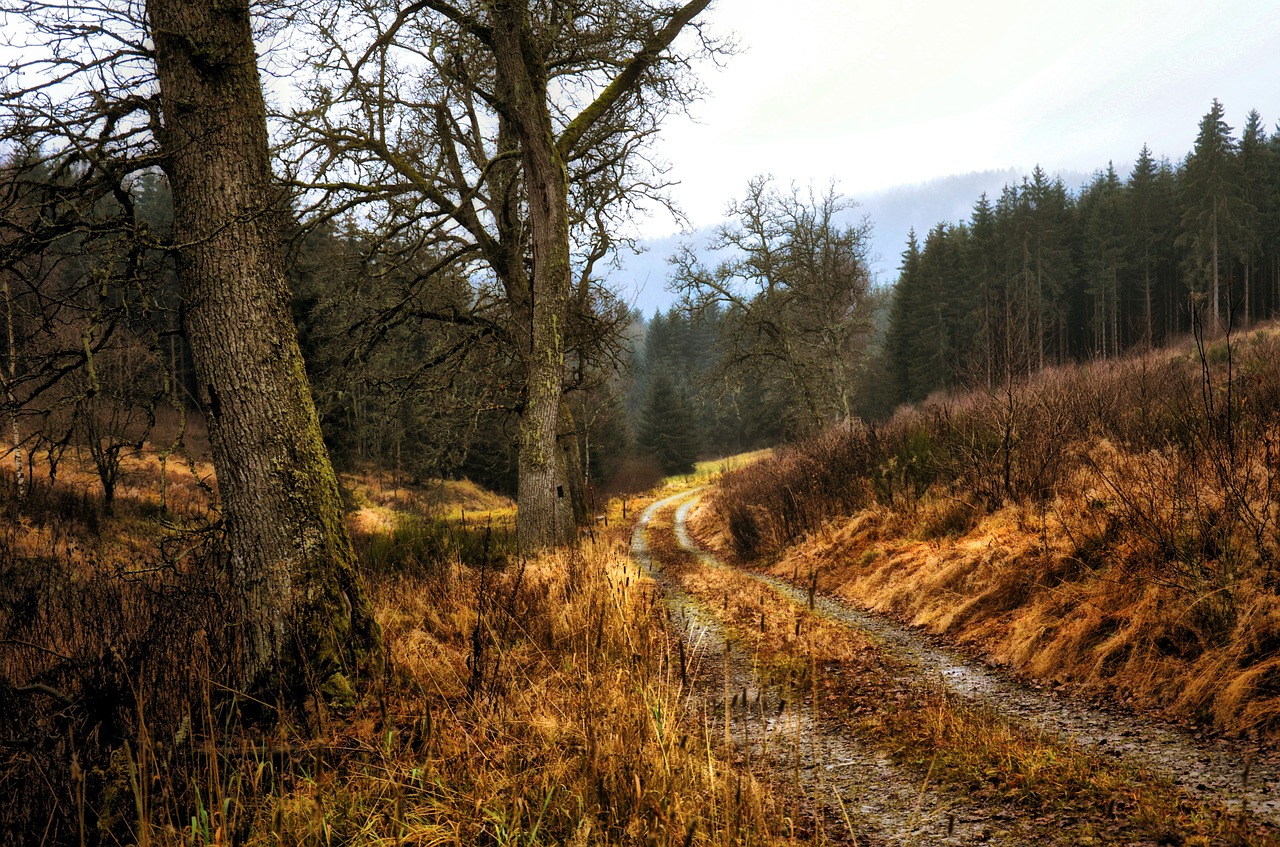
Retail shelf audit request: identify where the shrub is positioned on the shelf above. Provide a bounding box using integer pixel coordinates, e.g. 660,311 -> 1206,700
716,323 -> 1280,587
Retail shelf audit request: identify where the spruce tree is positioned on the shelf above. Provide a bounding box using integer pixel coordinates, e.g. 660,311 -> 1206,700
1079,165 -> 1125,356
1126,146 -> 1165,344
1239,110 -> 1269,322
1179,99 -> 1248,329
967,194 -> 1002,386
637,370 -> 699,476
885,230 -> 924,404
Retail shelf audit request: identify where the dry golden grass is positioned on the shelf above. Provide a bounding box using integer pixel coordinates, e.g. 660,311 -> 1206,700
653,450 -> 776,495
231,538 -> 785,846
1,441 -> 218,572
701,462 -> 1280,741
690,451 -> 775,482
656,499 -> 1276,846
341,471 -> 516,522
0,447 -> 789,845
342,473 -> 518,563
705,324 -> 1280,742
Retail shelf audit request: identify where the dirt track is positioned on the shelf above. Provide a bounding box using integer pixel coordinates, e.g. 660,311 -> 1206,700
631,488 -> 1280,845
632,491 -> 1025,845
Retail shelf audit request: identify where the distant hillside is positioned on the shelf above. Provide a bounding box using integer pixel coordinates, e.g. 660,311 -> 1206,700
603,167 -> 1089,314
858,168 -> 1026,280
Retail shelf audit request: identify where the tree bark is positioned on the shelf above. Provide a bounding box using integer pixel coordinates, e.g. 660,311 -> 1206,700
559,399 -> 588,525
2,275 -> 22,501
146,0 -> 381,701
1212,206 -> 1220,330
490,0 -> 577,550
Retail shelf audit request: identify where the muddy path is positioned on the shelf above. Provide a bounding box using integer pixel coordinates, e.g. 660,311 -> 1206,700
665,490 -> 1280,829
632,492 -> 1054,846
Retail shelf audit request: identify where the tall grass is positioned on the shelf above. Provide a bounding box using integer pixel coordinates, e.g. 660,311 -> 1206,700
712,323 -> 1280,736
254,544 -> 777,845
0,460 -> 779,845
0,512 -> 235,844
650,504 -> 1272,846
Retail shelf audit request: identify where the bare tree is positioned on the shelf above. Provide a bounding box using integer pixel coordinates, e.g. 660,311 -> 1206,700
282,0 -> 716,550
71,329 -> 161,511
1,251 -> 21,499
671,177 -> 875,433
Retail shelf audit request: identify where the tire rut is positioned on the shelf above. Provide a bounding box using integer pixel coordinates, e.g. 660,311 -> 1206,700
671,493 -> 1280,827
632,491 -> 1032,846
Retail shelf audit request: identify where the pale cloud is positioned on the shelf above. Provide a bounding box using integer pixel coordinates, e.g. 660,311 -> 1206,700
640,0 -> 1280,237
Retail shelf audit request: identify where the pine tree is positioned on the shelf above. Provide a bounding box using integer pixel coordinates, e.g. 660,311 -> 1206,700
1265,126 -> 1280,317
637,370 -> 699,476
967,194 -> 1002,386
885,229 -> 924,403
1239,110 -> 1269,323
1179,99 -> 1248,329
1126,146 -> 1165,344
916,223 -> 972,391
1023,167 -> 1075,367
1079,165 -> 1124,356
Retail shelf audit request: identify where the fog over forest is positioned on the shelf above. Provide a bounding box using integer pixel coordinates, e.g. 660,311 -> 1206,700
609,167 -> 1057,311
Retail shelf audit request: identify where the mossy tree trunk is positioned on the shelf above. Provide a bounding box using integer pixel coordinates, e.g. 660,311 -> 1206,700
146,0 -> 381,702
491,0 -> 578,551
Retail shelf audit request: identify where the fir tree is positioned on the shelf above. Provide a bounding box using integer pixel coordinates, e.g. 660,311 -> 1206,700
1239,110 -> 1270,322
1179,99 -> 1248,329
637,370 -> 700,476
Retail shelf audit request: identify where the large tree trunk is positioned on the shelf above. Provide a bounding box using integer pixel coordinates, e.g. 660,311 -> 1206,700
491,0 -> 576,551
147,0 -> 380,701
3,276 -> 22,501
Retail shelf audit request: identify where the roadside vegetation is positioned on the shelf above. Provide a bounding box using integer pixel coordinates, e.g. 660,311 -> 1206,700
0,452 -> 782,844
706,321 -> 1280,740
644,497 -> 1276,845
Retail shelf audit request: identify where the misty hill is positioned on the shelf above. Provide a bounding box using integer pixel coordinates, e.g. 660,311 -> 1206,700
604,167 -> 1090,314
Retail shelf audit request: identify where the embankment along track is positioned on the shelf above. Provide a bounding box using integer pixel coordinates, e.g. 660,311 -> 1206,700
631,488 -> 1280,845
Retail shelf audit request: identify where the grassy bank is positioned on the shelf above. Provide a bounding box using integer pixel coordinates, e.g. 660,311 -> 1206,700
706,324 -> 1280,738
0,458 -> 782,845
648,499 -> 1274,845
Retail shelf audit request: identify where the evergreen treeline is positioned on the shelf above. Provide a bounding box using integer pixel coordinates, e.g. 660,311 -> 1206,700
19,98 -> 1280,505
886,100 -> 1280,404
630,304 -> 786,474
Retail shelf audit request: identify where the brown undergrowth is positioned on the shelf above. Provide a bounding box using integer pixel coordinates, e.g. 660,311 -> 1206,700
248,540 -> 780,846
707,321 -> 1280,741
649,502 -> 1276,845
0,451 -> 783,845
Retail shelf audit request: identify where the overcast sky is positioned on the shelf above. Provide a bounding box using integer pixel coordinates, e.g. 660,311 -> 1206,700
640,0 -> 1280,238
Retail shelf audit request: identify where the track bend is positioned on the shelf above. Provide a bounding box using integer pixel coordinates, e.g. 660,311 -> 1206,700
632,491 -> 1034,846
671,493 -> 1280,826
